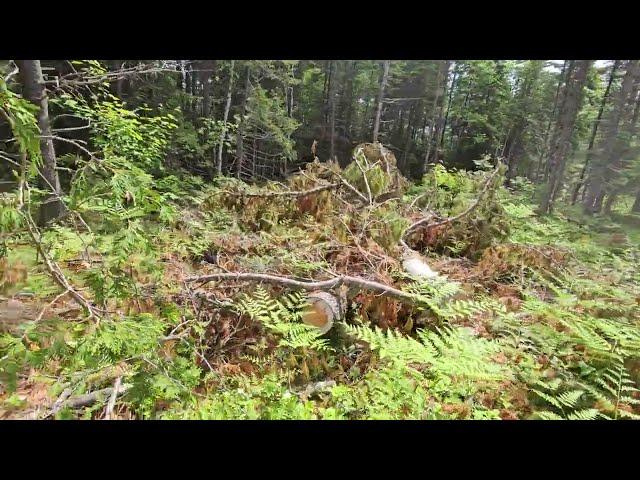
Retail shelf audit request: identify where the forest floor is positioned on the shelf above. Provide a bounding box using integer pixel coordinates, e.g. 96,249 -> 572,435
1,155 -> 640,420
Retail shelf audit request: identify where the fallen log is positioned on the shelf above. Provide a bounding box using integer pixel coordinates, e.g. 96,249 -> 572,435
302,290 -> 345,334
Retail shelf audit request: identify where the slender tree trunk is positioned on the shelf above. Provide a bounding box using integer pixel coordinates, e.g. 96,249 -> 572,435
188,63 -> 198,115
343,61 -> 356,140
440,62 -> 458,152
401,104 -> 416,174
15,60 -> 63,226
372,60 -> 390,143
583,60 -> 640,214
632,189 -> 640,213
328,61 -> 336,161
603,188 -> 621,214
571,60 -> 619,204
199,60 -> 216,119
217,60 -> 235,176
236,66 -> 251,180
536,60 -> 569,182
423,61 -> 450,174
361,67 -> 377,138
539,60 -> 592,215
542,61 -> 576,183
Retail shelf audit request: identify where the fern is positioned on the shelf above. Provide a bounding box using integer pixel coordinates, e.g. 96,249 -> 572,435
530,378 -> 603,420
237,286 -> 332,352
405,277 -> 497,320
583,353 -> 640,420
346,323 -> 509,382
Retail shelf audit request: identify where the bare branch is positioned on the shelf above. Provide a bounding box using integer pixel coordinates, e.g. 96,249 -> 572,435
226,182 -> 338,198
185,271 -> 430,307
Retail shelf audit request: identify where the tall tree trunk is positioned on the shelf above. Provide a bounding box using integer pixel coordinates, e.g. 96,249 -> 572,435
539,60 -> 592,215
535,60 -> 569,182
401,104 -> 416,174
571,60 -> 619,204
199,60 -> 216,119
217,60 -> 235,176
235,66 -> 251,180
423,60 -> 450,175
583,60 -> 640,214
343,60 -> 356,141
542,61 -> 576,182
328,61 -> 336,161
372,60 -> 390,143
603,187 -> 621,214
15,60 -> 63,226
440,62 -> 458,152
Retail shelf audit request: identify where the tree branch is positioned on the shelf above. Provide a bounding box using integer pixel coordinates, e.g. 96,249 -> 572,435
184,271 -> 430,307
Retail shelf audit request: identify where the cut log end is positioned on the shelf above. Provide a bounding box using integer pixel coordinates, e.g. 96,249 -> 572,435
301,291 -> 344,335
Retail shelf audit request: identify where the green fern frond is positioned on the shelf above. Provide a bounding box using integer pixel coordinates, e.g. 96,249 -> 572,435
237,286 -> 332,352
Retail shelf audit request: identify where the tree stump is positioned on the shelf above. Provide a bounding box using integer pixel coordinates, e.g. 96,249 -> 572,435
301,290 -> 345,334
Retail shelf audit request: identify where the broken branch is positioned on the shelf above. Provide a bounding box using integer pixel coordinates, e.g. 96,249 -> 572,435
184,271 -> 430,307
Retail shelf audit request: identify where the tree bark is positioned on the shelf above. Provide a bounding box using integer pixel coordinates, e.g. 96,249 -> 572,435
539,60 -> 592,215
535,60 -> 569,182
15,60 -> 64,226
343,61 -> 356,140
423,60 -> 450,173
372,60 -> 390,143
199,60 -> 216,119
440,62 -> 458,152
217,60 -> 235,176
328,61 -> 336,161
571,60 -> 619,204
235,66 -> 251,180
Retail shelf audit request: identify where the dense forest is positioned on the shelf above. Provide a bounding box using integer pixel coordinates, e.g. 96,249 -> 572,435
0,59 -> 639,420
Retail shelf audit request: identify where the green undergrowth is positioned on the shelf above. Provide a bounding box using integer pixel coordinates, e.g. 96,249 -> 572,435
1,168 -> 639,420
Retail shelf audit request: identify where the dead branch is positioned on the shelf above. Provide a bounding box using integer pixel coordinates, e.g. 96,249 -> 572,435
35,288 -> 71,322
104,377 -> 122,420
226,182 -> 338,198
17,178 -> 102,321
354,147 -> 373,205
60,384 -> 131,411
403,163 -> 503,240
184,271 -> 430,307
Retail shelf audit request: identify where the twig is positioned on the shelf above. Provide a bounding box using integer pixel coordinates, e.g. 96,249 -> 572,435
35,288 -> 71,322
354,148 -> 373,205
17,179 -> 102,321
335,173 -> 369,203
104,377 -> 122,420
48,387 -> 73,416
